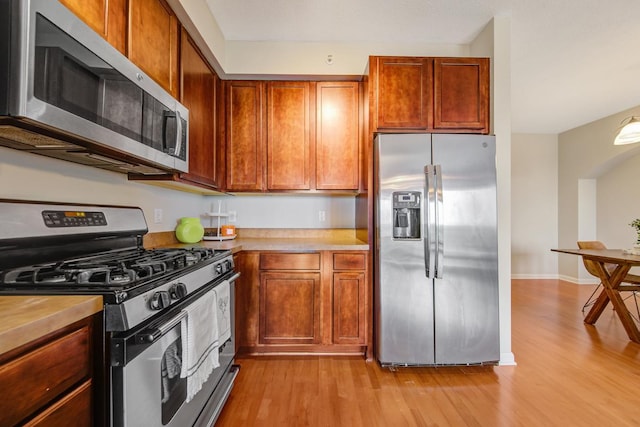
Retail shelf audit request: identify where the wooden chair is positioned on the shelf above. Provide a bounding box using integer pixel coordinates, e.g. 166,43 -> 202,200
577,241 -> 640,321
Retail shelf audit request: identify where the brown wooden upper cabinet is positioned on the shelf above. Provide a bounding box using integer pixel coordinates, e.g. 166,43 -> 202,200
266,81 -> 314,191
60,0 -> 180,98
316,82 -> 361,191
371,56 -> 433,130
128,0 -> 180,98
58,0 -> 127,54
226,80 -> 362,193
178,28 -> 221,188
225,81 -> 266,192
370,56 -> 490,134
433,57 -> 489,132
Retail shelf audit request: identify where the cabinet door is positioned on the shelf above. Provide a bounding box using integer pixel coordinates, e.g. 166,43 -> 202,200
373,56 -> 432,130
433,57 -> 490,133
333,272 -> 366,345
179,29 -> 220,187
316,82 -> 360,190
259,272 -> 321,344
59,0 -> 126,54
266,81 -> 314,190
225,81 -> 266,191
128,0 -> 179,97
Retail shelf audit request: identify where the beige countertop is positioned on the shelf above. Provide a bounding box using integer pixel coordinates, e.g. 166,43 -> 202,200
0,295 -> 103,355
146,228 -> 370,252
200,236 -> 369,252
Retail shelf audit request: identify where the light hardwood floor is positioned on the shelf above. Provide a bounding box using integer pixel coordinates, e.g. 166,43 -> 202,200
216,280 -> 640,426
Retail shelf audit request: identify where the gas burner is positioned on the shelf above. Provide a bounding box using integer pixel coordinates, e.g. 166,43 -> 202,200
0,247 -> 224,289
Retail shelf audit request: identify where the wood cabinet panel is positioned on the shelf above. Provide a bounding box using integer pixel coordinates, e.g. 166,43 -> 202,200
59,0 -> 126,53
266,81 -> 314,190
128,0 -> 179,97
333,272 -> 366,344
260,253 -> 321,270
179,28 -> 220,187
316,82 -> 360,190
0,325 -> 91,426
369,56 -> 490,134
434,57 -> 490,133
374,56 -> 432,130
225,81 -> 265,191
23,380 -> 92,427
333,253 -> 366,270
260,272 -> 321,344
235,252 -> 260,349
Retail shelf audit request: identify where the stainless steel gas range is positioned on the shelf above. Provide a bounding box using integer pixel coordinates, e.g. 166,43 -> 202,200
0,200 -> 239,427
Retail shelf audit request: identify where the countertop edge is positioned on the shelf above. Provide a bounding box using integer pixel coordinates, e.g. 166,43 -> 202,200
0,295 -> 103,355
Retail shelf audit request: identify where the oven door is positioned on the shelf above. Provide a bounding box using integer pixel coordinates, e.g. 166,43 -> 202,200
110,275 -> 238,427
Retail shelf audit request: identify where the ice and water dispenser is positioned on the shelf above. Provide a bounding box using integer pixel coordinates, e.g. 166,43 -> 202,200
392,191 -> 421,239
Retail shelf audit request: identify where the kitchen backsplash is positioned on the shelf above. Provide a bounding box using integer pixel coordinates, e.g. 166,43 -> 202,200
1,147 -> 357,232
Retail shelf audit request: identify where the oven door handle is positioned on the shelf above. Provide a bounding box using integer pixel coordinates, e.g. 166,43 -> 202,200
135,311 -> 187,344
228,272 -> 241,282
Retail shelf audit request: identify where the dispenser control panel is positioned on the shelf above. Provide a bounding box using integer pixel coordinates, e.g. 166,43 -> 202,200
392,191 -> 421,239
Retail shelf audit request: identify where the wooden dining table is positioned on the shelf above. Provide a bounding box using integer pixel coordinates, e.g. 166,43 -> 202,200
552,248 -> 640,343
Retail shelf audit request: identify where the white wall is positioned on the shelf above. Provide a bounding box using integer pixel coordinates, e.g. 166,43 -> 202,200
558,106 -> 640,281
0,147 -> 205,233
511,133 -> 558,278
597,154 -> 640,249
204,195 -> 356,229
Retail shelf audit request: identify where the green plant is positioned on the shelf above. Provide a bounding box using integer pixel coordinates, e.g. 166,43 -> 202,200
630,219 -> 640,245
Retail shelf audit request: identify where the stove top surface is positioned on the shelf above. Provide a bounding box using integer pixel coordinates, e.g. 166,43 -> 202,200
0,246 -> 229,294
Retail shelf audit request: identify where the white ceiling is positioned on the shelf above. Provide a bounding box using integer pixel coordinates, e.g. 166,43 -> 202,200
205,0 -> 640,134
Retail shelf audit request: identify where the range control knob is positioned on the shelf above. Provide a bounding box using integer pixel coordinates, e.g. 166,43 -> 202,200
149,291 -> 171,310
169,283 -> 188,300
215,263 -> 223,275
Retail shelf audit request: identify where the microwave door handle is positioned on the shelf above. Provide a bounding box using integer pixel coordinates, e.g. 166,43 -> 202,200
173,109 -> 183,157
424,165 -> 436,279
434,165 -> 444,279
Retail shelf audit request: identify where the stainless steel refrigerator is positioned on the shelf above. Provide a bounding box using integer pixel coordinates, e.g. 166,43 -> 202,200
374,133 -> 499,366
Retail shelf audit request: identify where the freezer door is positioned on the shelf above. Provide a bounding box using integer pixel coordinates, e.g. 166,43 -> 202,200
432,134 -> 499,364
375,134 -> 435,365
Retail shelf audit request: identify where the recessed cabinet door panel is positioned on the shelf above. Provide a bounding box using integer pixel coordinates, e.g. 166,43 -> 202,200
267,82 -> 313,190
128,0 -> 179,97
226,81 -> 265,191
59,0 -> 126,53
259,272 -> 321,344
180,29 -> 219,187
434,57 -> 489,132
375,57 -> 432,130
316,82 -> 360,190
333,272 -> 366,344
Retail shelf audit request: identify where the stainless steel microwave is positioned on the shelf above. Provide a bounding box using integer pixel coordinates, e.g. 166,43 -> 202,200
0,0 -> 188,174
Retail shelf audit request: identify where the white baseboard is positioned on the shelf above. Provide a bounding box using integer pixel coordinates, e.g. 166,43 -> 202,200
498,352 -> 516,366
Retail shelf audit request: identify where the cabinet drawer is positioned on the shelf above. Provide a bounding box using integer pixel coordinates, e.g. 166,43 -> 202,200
0,326 -> 91,426
333,253 -> 366,270
260,253 -> 320,270
24,380 -> 92,427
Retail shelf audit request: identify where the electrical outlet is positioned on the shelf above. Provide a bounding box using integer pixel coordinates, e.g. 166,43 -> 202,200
319,210 -> 326,222
154,208 -> 163,224
228,210 -> 237,222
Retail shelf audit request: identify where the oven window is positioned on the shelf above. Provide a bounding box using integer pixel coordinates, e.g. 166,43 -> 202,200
161,336 -> 186,424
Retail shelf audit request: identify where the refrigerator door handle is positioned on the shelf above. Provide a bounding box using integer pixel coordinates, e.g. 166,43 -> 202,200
424,165 -> 436,278
434,165 -> 444,279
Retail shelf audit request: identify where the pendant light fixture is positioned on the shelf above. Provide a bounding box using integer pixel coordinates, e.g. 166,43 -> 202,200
614,116 -> 640,145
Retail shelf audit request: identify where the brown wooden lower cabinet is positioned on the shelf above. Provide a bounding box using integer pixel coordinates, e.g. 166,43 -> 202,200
260,271 -> 321,344
0,315 -> 98,426
235,250 -> 369,355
